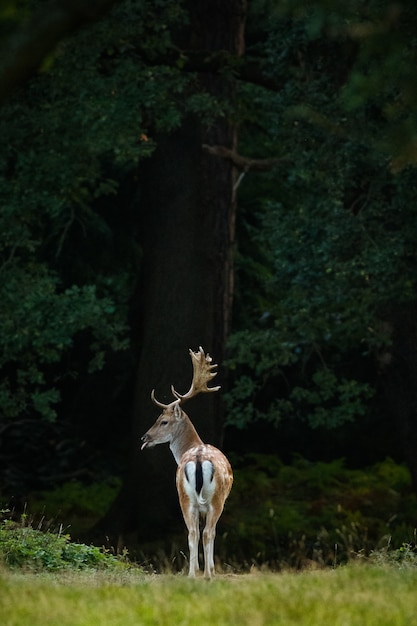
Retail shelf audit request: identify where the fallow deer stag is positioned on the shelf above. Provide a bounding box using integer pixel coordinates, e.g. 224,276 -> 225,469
141,346 -> 233,579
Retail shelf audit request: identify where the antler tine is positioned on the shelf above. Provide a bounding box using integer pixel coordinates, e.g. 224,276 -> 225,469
172,346 -> 221,402
151,388 -> 179,409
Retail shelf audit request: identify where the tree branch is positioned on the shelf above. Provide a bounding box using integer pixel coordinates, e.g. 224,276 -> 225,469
202,144 -> 289,171
0,0 -> 121,104
154,48 -> 286,92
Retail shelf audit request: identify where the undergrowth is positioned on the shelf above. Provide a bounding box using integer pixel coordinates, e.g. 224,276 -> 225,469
27,477 -> 122,536
0,513 -> 416,578
217,454 -> 417,569
0,513 -> 132,573
2,456 -> 417,574
367,537 -> 417,570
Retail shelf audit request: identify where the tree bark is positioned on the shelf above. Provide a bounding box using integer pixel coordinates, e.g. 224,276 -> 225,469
95,0 -> 247,551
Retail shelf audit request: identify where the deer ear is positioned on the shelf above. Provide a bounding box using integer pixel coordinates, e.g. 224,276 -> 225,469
173,403 -> 183,420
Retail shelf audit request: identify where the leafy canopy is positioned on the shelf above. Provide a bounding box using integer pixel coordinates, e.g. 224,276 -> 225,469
0,0 -> 223,422
226,0 -> 417,431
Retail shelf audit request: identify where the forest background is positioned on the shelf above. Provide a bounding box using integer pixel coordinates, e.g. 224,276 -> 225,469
1,0 -> 417,570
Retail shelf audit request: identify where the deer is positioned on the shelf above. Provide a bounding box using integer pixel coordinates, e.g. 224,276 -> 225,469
140,346 -> 233,579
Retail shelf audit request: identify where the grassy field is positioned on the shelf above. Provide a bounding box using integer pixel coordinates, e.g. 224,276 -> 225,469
1,565 -> 417,626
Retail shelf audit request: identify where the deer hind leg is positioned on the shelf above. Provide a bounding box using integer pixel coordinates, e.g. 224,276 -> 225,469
202,506 -> 222,580
182,505 -> 200,577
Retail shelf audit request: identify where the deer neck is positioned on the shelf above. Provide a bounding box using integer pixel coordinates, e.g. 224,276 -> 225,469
170,416 -> 203,465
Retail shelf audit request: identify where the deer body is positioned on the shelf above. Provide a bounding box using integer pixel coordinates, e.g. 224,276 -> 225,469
141,347 -> 233,579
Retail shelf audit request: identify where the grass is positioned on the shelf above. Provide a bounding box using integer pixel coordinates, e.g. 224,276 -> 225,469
1,565 -> 417,626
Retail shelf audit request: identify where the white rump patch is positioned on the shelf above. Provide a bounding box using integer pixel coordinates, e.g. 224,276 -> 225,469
183,459 -> 215,512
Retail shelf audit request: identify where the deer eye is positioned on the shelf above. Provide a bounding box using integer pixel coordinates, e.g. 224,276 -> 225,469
160,420 -> 168,426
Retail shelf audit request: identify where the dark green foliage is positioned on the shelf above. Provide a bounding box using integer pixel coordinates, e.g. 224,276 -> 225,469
3,457 -> 415,573
227,167 -> 417,429
226,0 -> 417,440
0,0 -> 227,427
0,274 -> 128,421
223,455 -> 417,568
0,515 -> 129,571
28,478 -> 122,535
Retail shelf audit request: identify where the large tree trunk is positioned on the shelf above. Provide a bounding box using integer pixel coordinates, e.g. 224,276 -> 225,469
96,0 -> 247,552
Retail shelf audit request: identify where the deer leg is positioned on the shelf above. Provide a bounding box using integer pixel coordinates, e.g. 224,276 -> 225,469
202,507 -> 221,580
183,506 -> 200,577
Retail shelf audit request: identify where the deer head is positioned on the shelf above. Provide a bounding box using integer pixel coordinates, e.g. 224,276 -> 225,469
140,346 -> 220,455
140,399 -> 183,450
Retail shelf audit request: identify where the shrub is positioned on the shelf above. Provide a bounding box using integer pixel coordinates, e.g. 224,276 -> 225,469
220,455 -> 417,569
28,478 -> 122,536
368,538 -> 417,570
0,515 -> 128,572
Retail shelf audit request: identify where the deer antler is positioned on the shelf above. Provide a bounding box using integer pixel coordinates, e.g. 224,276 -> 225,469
171,346 -> 220,402
150,388 -> 179,409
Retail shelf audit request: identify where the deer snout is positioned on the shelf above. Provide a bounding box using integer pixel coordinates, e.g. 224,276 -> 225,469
140,433 -> 151,450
